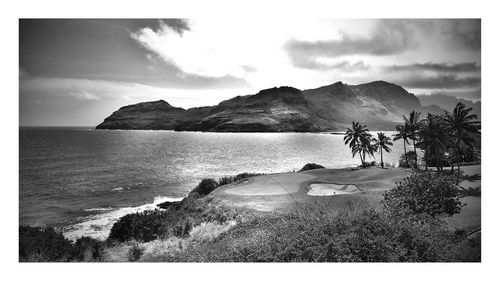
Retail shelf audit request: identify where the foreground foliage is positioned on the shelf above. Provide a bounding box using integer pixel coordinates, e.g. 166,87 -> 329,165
383,171 -> 462,217
159,202 -> 478,262
19,225 -> 104,262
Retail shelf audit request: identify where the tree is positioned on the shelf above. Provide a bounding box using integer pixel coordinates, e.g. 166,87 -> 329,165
443,102 -> 480,184
344,122 -> 375,168
394,124 -> 411,167
402,110 -> 423,169
373,132 -> 393,168
416,113 -> 448,171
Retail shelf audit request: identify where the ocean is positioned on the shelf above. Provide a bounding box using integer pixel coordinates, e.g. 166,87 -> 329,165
19,127 -> 408,240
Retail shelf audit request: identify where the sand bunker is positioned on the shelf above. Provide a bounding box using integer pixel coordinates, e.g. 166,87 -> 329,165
307,183 -> 360,196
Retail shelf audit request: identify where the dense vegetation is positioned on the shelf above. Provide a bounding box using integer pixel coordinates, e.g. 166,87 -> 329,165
344,102 -> 480,175
19,225 -> 104,262
148,171 -> 478,262
299,163 -> 325,171
109,173 -> 259,242
383,171 -> 462,217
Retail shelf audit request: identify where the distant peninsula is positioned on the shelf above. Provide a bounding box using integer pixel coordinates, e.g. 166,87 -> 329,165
96,81 -> 444,132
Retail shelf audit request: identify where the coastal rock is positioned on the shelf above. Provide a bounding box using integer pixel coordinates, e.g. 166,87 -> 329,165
96,81 -> 446,132
96,100 -> 188,130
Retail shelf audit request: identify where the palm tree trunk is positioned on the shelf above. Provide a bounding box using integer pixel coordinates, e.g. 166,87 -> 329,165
412,138 -> 418,169
425,146 -> 429,171
380,150 -> 384,168
456,144 -> 461,185
403,141 -> 408,167
359,153 -> 364,168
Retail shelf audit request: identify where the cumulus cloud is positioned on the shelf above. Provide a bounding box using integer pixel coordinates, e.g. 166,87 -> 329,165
129,18 -> 335,86
131,19 -> 262,78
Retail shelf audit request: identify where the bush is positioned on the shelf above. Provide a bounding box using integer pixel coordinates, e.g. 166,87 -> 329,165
19,225 -> 74,262
127,244 -> 144,261
217,173 -> 261,186
399,151 -> 417,168
299,163 -> 325,171
358,160 -> 376,168
73,236 -> 104,262
19,225 -> 105,262
192,178 -> 218,196
109,195 -> 240,242
108,210 -> 171,242
383,171 -> 462,217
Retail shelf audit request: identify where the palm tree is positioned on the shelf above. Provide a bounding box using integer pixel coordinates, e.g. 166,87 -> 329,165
417,113 -> 448,171
393,124 -> 411,167
373,132 -> 393,168
344,122 -> 374,168
443,102 -> 480,184
402,110 -> 422,168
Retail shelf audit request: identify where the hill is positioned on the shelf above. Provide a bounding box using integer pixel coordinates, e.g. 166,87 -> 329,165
96,81 -> 446,132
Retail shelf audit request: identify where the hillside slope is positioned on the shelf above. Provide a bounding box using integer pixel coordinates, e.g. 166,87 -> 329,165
96,81 -> 446,132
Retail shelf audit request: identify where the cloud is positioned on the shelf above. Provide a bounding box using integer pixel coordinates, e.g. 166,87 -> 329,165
444,19 -> 481,51
427,89 -> 481,101
68,91 -> 100,100
385,62 -> 480,73
285,19 -> 418,66
394,75 -> 480,89
129,19 -> 307,83
160,19 -> 190,35
294,59 -> 370,72
19,77 -> 249,108
285,19 -> 481,70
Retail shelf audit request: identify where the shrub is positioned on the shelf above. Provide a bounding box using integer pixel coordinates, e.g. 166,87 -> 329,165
299,163 -> 325,171
73,236 -> 105,262
383,171 -> 462,217
108,210 -> 171,242
192,178 -> 218,195
359,160 -> 376,168
217,173 -> 260,186
399,151 -> 417,168
19,225 -> 105,262
127,244 -> 143,261
109,196 -> 240,243
19,225 -> 74,262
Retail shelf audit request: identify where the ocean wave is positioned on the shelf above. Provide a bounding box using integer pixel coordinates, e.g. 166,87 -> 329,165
63,196 -> 185,241
84,207 -> 114,212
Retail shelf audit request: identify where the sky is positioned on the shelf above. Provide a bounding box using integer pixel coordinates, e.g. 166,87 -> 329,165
19,19 -> 481,126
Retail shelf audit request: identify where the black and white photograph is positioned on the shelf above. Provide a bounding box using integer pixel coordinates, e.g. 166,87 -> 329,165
5,0 -> 499,276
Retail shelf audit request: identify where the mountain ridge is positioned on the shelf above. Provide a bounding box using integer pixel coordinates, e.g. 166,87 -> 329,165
96,81 -> 459,132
